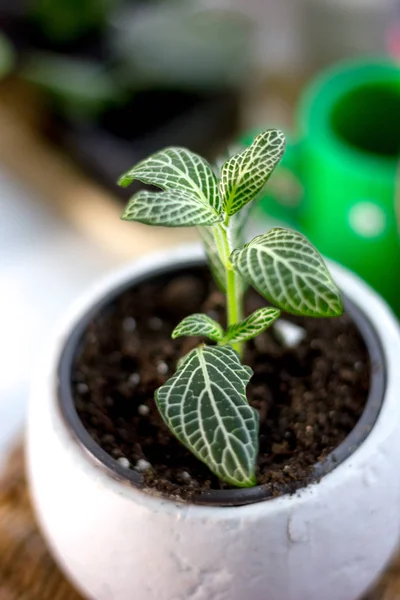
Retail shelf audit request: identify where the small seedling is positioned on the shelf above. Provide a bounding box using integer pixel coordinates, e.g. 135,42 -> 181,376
119,130 -> 343,488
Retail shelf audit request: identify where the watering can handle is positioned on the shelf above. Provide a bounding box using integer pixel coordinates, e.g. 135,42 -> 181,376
396,162 -> 400,238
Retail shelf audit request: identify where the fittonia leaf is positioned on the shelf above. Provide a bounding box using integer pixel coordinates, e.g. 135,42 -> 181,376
155,345 -> 258,487
231,228 -> 343,317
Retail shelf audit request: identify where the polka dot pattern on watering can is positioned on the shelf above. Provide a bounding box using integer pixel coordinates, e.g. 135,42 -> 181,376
348,201 -> 387,238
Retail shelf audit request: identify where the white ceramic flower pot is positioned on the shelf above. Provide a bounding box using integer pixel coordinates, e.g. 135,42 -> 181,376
27,244 -> 400,600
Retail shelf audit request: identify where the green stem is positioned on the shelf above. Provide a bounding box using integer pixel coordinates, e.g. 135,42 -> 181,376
226,266 -> 243,355
213,221 -> 244,357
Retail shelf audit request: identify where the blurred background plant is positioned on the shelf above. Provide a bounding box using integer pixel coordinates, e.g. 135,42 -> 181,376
8,0 -> 252,190
29,0 -> 117,44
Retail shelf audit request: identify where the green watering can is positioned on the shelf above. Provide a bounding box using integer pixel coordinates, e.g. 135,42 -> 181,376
243,58 -> 400,316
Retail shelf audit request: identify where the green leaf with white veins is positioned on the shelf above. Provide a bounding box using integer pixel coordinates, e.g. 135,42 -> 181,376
214,144 -> 259,247
121,189 -> 221,227
213,143 -> 245,178
231,228 -> 344,317
214,144 -> 253,248
118,147 -> 222,214
224,307 -> 280,344
172,314 -> 224,342
155,345 -> 258,487
220,129 -> 286,216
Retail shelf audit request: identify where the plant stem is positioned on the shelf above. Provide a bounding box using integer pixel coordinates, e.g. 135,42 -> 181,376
214,221 -> 244,356
226,265 -> 243,355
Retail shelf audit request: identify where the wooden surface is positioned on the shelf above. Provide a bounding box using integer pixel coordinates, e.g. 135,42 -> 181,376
0,444 -> 81,600
0,442 -> 397,600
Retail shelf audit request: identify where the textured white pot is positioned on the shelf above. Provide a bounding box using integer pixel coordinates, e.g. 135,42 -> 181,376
27,244 -> 400,600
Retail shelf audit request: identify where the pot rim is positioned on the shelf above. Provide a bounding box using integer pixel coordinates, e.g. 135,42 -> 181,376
57,250 -> 386,507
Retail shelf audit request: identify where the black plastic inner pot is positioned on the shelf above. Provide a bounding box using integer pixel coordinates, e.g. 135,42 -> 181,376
58,260 -> 386,507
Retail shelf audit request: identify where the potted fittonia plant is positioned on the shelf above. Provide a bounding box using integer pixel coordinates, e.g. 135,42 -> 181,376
27,131 -> 400,600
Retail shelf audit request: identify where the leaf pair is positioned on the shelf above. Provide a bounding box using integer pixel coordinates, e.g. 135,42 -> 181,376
119,129 -> 286,228
176,226 -> 344,321
120,148 -> 221,227
172,307 -> 280,345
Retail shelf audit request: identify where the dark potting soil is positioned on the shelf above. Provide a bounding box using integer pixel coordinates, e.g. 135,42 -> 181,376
72,268 -> 370,501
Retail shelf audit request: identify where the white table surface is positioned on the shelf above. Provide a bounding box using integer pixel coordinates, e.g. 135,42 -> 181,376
0,169 -> 123,468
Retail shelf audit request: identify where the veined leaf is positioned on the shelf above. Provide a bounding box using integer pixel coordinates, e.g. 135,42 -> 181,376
118,147 -> 222,214
155,345 -> 258,487
121,189 -> 221,227
213,143 -> 245,178
231,228 -> 344,317
214,144 -> 254,250
220,129 -> 286,216
224,307 -> 280,344
172,314 -> 224,342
